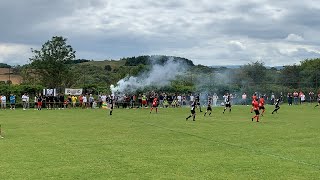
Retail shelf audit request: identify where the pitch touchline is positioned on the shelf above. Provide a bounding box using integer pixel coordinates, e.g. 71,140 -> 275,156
137,120 -> 320,170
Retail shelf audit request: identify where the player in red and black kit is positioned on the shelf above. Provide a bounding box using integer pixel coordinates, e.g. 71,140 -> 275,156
250,93 -> 258,113
314,93 -> 320,108
150,96 -> 158,114
259,95 -> 266,116
252,99 -> 260,122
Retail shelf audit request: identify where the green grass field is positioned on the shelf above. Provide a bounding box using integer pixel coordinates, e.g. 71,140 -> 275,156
0,104 -> 319,179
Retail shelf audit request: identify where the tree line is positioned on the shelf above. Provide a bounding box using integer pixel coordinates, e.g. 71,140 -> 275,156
3,36 -> 320,97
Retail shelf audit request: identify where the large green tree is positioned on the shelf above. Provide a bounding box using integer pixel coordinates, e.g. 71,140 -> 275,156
299,58 -> 320,88
280,64 -> 301,89
29,36 -> 76,88
240,61 -> 267,83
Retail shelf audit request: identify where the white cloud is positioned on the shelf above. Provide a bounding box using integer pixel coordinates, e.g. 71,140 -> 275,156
229,40 -> 246,51
0,43 -> 32,65
285,34 -> 304,42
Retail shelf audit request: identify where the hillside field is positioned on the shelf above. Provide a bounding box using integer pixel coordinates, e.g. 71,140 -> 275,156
0,68 -> 22,84
0,105 -> 319,179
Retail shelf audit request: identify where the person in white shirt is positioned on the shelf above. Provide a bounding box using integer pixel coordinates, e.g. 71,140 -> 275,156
270,93 -> 275,105
177,95 -> 182,107
92,101 -> 97,109
300,93 -> 306,104
212,93 -> 218,106
242,93 -> 247,105
22,93 -> 28,110
190,94 -> 194,105
82,95 -> 88,109
1,95 -> 6,109
89,94 -> 94,108
101,94 -> 107,103
222,93 -> 231,106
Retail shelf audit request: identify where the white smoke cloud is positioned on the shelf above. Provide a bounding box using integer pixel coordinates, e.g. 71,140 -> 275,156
110,58 -> 189,94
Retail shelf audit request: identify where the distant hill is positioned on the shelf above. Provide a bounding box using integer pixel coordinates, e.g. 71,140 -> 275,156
0,63 -> 11,68
66,59 -> 91,64
77,55 -> 195,71
210,65 -> 284,70
81,59 -> 126,69
1,56 -> 286,85
121,55 -> 195,67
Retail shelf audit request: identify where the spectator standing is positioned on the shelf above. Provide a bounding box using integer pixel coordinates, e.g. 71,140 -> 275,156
82,95 -> 87,109
309,91 -> 314,103
287,93 -> 293,106
300,92 -> 306,104
67,94 -> 72,108
98,95 -> 102,108
37,94 -> 43,110
130,94 -> 136,108
242,93 -> 247,105
270,93 -> 275,105
190,94 -> 194,105
79,95 -> 83,108
72,95 -> 77,108
159,93 -> 164,108
1,95 -> 6,110
89,94 -> 94,108
293,91 -> 299,105
177,94 -> 182,107
22,93 -> 28,110
10,94 -> 16,110
54,95 -> 59,110
182,95 -> 187,106
59,93 -> 65,109
212,93 -> 218,106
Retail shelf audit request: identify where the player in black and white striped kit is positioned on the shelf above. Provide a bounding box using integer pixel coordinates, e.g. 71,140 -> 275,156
195,94 -> 202,112
223,94 -> 232,114
108,96 -> 114,115
204,97 -> 212,116
272,98 -> 281,114
186,101 -> 196,121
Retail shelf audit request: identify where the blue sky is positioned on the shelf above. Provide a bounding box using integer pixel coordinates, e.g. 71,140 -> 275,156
1,0 -> 320,66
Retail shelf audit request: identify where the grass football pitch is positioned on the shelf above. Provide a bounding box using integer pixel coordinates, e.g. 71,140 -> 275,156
0,104 -> 319,179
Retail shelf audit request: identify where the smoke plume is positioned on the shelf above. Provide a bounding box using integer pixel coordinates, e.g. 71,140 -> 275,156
110,58 -> 189,94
